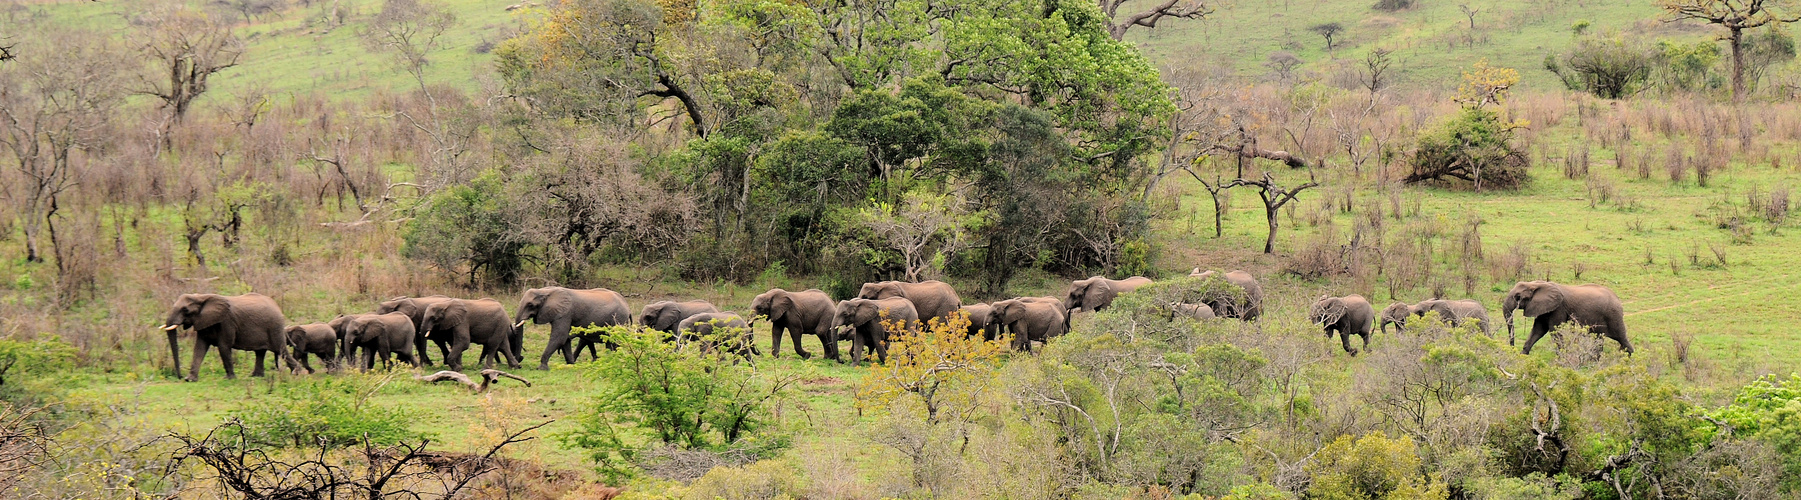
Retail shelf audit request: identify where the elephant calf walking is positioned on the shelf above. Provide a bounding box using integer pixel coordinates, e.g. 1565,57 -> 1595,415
1311,295 -> 1376,355
752,288 -> 839,361
1379,299 -> 1492,336
285,323 -> 340,373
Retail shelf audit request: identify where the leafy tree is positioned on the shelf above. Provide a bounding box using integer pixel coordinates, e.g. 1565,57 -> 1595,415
1656,39 -> 1724,91
852,191 -> 988,282
1657,0 -> 1801,101
402,170 -> 529,285
1547,33 -> 1655,99
1304,431 -> 1450,500
1310,22 -> 1345,51
1709,373 -> 1801,490
1409,61 -> 1529,190
857,311 -> 1009,423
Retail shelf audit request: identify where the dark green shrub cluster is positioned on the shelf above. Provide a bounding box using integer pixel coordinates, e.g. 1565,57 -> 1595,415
1404,107 -> 1530,190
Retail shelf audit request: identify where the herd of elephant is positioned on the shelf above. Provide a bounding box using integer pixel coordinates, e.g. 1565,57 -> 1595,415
152,269 -> 1633,382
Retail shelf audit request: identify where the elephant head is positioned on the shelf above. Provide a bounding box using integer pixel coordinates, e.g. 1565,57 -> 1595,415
750,289 -> 791,325
1064,277 -> 1106,313
420,300 -> 467,338
834,299 -> 876,330
515,287 -> 568,329
161,293 -> 230,333
1378,302 -> 1414,334
1309,296 -> 1350,330
1502,281 -> 1562,346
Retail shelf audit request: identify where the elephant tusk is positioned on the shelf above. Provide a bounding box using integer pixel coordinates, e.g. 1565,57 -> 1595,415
513,320 -> 527,328
159,324 -> 179,331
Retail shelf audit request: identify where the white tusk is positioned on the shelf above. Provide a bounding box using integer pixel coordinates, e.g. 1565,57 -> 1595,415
513,320 -> 527,328
159,324 -> 179,331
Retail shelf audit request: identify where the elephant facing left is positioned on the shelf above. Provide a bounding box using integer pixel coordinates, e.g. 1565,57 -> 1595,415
285,323 -> 339,374
515,287 -> 633,370
159,293 -> 298,382
1310,295 -> 1376,356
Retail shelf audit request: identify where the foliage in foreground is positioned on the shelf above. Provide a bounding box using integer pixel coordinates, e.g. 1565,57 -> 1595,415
228,376 -> 426,450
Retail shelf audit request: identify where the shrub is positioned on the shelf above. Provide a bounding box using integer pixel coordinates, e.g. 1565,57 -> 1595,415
1709,373 -> 1801,491
1371,0 -> 1413,12
229,378 -> 425,450
1304,431 -> 1449,500
1547,34 -> 1655,99
563,325 -> 796,483
402,169 -> 528,286
1404,107 -> 1530,190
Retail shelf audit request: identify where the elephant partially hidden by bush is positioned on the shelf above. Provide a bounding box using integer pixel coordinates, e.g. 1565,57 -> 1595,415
1170,302 -> 1216,320
376,296 -> 455,366
1065,276 -> 1152,314
420,298 -> 521,371
677,312 -> 757,359
1501,281 -> 1631,355
1379,299 -> 1492,336
640,300 -> 721,335
1311,295 -> 1376,355
339,312 -> 419,371
834,298 -> 919,365
857,281 -> 962,323
750,288 -> 838,360
1189,269 -> 1265,320
159,293 -> 298,382
515,287 -> 632,370
958,303 -> 997,340
285,323 -> 339,374
992,297 -> 1068,353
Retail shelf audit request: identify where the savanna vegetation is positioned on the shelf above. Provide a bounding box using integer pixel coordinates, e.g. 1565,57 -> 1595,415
4,0 -> 1801,498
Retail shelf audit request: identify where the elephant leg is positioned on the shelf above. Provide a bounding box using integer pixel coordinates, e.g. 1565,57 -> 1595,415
1605,317 -> 1633,354
821,330 -> 841,362
220,347 -> 238,379
1521,318 -> 1551,355
872,333 -> 889,364
251,350 -> 267,377
361,345 -> 376,371
539,326 -> 570,370
1338,329 -> 1358,355
849,328 -> 866,366
1360,330 -> 1371,351
790,325 -> 810,359
298,353 -> 313,374
413,332 -> 433,366
186,342 -> 210,382
446,343 -> 468,372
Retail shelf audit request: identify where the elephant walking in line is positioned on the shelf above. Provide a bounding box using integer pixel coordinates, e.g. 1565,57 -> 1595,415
1311,295 -> 1376,355
991,297 -> 1068,353
1190,269 -> 1265,320
1065,276 -> 1153,314
858,281 -> 962,324
377,296 -> 456,366
958,304 -> 997,340
1379,299 -> 1492,336
834,298 -> 920,366
515,287 -> 632,370
751,288 -> 839,360
1501,281 -> 1631,355
341,312 -> 419,371
159,293 -> 298,382
640,300 -> 722,336
677,312 -> 757,359
285,323 -> 339,373
420,298 -> 521,371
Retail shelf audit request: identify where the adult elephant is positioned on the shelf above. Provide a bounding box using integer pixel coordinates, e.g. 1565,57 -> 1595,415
1379,299 -> 1492,336
341,312 -> 419,371
1310,295 -> 1376,355
420,298 -> 520,371
285,323 -> 339,374
833,298 -> 919,366
958,304 -> 996,340
1065,276 -> 1152,314
158,293 -> 297,382
1190,269 -> 1265,320
750,288 -> 837,360
515,287 -> 632,370
640,300 -> 721,335
677,312 -> 757,359
1501,281 -> 1631,355
991,297 -> 1068,353
858,281 -> 962,323
376,296 -> 455,366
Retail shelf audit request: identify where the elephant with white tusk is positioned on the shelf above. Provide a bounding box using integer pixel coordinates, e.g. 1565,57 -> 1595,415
1501,281 -> 1631,355
515,287 -> 632,370
160,293 -> 299,381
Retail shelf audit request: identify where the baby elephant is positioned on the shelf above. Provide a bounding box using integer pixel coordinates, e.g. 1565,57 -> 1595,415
1169,302 -> 1216,320
1311,295 -> 1376,355
285,323 -> 339,373
1379,299 -> 1492,336
677,312 -> 757,360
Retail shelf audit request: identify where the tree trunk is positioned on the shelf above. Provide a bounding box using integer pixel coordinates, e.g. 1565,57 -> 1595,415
1730,27 -> 1746,103
1263,202 -> 1278,254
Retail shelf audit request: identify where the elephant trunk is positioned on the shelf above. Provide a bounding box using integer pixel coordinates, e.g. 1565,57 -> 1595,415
166,328 -> 182,377
1500,299 -> 1518,346
1377,318 -> 1389,335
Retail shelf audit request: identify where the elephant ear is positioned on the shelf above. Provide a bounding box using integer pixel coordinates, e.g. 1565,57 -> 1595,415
771,293 -> 794,323
1084,281 -> 1113,310
196,295 -> 232,330
1523,284 -> 1564,318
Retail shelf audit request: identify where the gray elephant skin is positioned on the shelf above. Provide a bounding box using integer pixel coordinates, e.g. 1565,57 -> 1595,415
420,298 -> 521,371
1065,276 -> 1152,313
1311,295 -> 1376,355
285,323 -> 339,373
751,288 -> 839,360
159,293 -> 297,382
857,281 -> 962,323
958,303 -> 997,340
834,298 -> 920,365
640,300 -> 722,335
1501,281 -> 1631,355
1170,302 -> 1216,320
339,312 -> 419,371
516,287 -> 632,370
377,296 -> 455,366
1379,299 -> 1492,335
677,312 -> 757,359
1190,269 -> 1265,320
992,297 -> 1068,353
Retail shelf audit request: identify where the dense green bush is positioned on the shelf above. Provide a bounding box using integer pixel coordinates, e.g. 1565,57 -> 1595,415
402,169 -> 528,285
229,378 -> 424,449
1547,33 -> 1655,99
1710,374 -> 1801,489
1404,107 -> 1530,191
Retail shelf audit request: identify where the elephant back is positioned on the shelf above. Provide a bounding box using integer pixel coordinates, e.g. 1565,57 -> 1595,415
223,294 -> 288,351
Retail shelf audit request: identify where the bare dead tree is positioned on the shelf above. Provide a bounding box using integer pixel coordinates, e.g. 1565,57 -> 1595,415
132,5 -> 244,150
0,404 -> 50,492
1360,48 -> 1394,95
362,0 -> 467,189
1226,169 -> 1320,254
1098,0 -> 1213,40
